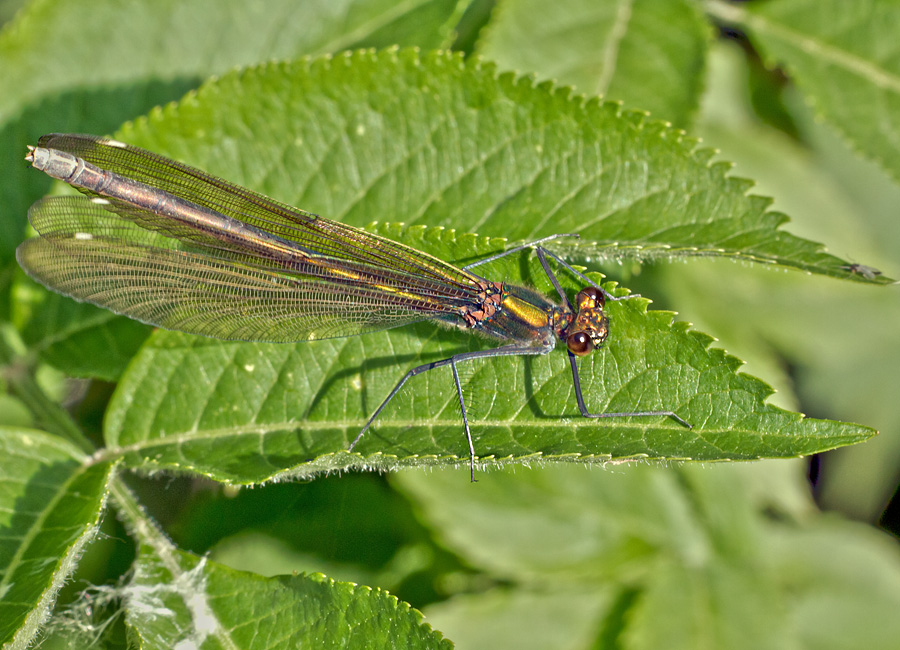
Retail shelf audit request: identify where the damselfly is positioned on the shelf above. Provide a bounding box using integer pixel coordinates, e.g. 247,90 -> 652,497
844,263 -> 882,280
17,133 -> 690,480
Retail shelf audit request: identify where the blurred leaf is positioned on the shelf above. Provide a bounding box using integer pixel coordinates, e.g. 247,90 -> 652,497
0,0 -> 463,125
451,0 -> 497,54
0,428 -> 114,650
398,464 -> 900,650
0,0 -> 464,267
396,463 -> 806,582
698,43 -> 888,259
14,291 -> 151,381
688,40 -> 900,521
424,586 -> 611,650
764,519 -> 900,649
662,260 -> 900,520
0,0 -> 26,27
0,393 -> 32,427
478,0 -> 710,126
712,0 -> 900,181
167,474 -> 441,597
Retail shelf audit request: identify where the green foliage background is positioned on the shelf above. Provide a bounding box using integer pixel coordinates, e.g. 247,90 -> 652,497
1,0 -> 899,648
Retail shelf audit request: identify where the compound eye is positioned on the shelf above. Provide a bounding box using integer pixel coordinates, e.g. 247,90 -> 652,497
567,331 -> 594,356
576,286 -> 604,308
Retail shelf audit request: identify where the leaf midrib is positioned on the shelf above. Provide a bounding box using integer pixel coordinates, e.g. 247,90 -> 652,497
0,458 -> 90,598
712,2 -> 900,93
101,417 -> 862,457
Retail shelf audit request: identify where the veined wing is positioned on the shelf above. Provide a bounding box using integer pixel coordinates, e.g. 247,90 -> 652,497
17,196 -> 466,342
35,133 -> 483,297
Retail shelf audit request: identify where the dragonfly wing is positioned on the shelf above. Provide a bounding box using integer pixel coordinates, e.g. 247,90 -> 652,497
36,134 -> 482,293
18,196 -> 449,342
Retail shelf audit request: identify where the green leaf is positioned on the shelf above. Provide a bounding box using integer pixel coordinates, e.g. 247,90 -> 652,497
395,463 -> 759,582
195,476 -> 437,591
4,7 -> 896,650
713,0 -> 900,181
10,48 -> 876,481
111,49 -> 883,282
0,0 -> 27,28
0,394 -> 32,428
477,0 -> 710,126
689,41 -> 900,523
0,0 -> 464,266
423,586 -> 612,650
13,45 -> 887,374
105,478 -> 452,646
763,520 -> 900,650
125,546 -> 450,649
2,0 -> 466,358
397,464 -> 900,650
0,428 -> 114,650
99,223 -> 872,483
0,0 -> 463,125
14,291 -> 152,381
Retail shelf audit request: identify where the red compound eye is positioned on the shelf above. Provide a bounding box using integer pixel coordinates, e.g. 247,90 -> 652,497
576,286 -> 604,308
567,331 -> 594,356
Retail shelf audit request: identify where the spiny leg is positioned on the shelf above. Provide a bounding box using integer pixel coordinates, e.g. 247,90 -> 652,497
566,351 -> 692,428
350,344 -> 552,481
462,233 -> 635,305
461,233 -> 581,271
